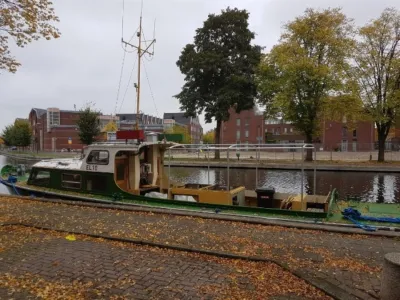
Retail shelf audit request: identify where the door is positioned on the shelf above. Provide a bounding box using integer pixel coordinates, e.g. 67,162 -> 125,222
115,158 -> 128,190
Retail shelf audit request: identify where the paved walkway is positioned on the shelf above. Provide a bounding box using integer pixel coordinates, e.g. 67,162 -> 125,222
0,226 -> 329,299
2,196 -> 399,299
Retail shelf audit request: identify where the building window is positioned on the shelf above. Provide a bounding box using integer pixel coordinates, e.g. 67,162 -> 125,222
87,150 -> 109,165
342,127 -> 347,138
353,130 -> 357,138
284,128 -> 288,134
236,130 -> 240,140
236,118 -> 241,126
245,118 -> 250,126
245,130 -> 249,138
86,174 -> 107,192
29,169 -> 50,187
290,128 -> 293,133
62,173 -> 82,189
47,109 -> 60,126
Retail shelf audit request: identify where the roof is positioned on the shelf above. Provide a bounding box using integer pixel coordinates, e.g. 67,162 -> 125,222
163,112 -> 191,125
117,113 -> 163,124
33,158 -> 83,170
15,118 -> 29,123
32,108 -> 47,118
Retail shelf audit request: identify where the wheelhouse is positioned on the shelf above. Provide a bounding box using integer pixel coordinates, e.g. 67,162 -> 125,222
28,140 -> 172,197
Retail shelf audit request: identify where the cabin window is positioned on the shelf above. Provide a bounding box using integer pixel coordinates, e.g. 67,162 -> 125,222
86,174 -> 107,192
30,170 -> 50,186
61,173 -> 81,189
86,150 -> 109,165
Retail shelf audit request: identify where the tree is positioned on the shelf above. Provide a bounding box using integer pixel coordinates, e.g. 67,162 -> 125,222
2,120 -> 32,148
2,124 -> 16,146
14,119 -> 32,148
102,120 -> 118,133
175,7 -> 262,159
257,8 -> 355,161
165,124 -> 191,144
77,107 -> 101,145
351,8 -> 400,162
0,0 -> 60,73
202,129 -> 215,144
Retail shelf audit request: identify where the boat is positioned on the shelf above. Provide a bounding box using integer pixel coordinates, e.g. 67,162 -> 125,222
0,140 -> 334,218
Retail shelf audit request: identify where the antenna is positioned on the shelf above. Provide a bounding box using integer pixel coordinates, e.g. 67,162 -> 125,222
121,0 -> 156,130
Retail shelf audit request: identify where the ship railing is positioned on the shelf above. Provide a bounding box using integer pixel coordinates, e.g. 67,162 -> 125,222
166,143 -> 317,205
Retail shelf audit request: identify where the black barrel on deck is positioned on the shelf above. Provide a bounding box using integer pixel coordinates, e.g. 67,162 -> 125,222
255,187 -> 275,208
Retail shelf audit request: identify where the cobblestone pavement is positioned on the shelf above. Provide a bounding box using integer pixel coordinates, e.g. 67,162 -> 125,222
2,196 -> 399,299
0,226 -> 329,300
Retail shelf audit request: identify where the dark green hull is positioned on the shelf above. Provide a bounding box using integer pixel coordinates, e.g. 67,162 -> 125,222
18,167 -> 332,219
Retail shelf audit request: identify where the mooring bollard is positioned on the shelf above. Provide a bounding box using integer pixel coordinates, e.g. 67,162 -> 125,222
381,252 -> 400,300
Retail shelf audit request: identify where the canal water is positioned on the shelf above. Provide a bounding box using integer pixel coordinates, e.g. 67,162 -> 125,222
1,155 -> 399,203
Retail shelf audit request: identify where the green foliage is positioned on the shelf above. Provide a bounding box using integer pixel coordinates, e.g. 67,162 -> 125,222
165,125 -> 191,144
2,120 -> 32,147
76,106 -> 101,145
202,129 -> 215,144
175,7 -> 262,155
257,8 -> 355,160
351,8 -> 400,162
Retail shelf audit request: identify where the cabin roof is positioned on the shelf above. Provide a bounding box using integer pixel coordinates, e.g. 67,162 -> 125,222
33,158 -> 82,170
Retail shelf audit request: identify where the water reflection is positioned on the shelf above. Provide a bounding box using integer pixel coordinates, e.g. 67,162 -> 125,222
169,167 -> 400,203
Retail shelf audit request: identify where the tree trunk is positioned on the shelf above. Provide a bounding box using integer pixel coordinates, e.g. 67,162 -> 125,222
305,135 -> 313,162
214,120 -> 221,160
378,137 -> 386,162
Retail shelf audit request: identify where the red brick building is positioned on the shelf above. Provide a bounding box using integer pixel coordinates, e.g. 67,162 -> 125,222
220,107 -> 376,151
29,108 -> 83,151
221,108 -> 265,145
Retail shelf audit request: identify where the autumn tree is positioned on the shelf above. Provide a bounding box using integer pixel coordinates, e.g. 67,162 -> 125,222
77,106 -> 101,145
0,0 -> 60,73
351,8 -> 400,162
175,7 -> 262,159
257,8 -> 355,161
165,124 -> 192,144
202,129 -> 215,144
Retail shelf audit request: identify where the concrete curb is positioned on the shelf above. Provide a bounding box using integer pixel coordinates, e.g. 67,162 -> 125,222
2,193 -> 400,238
0,222 -> 359,300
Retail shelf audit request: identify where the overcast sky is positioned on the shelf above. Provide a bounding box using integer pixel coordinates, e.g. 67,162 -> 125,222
1,0 -> 399,133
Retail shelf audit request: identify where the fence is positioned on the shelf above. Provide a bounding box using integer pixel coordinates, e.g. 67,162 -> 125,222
170,143 -> 400,162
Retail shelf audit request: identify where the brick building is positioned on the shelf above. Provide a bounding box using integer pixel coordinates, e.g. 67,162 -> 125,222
220,107 -> 376,151
221,107 -> 265,145
29,108 -> 83,151
163,113 -> 203,144
29,108 -> 119,151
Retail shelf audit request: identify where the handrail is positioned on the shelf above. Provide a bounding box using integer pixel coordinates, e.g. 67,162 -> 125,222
165,142 -> 317,211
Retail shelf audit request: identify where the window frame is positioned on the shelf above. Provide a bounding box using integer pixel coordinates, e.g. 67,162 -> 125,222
86,150 -> 110,165
29,169 -> 51,187
61,173 -> 82,190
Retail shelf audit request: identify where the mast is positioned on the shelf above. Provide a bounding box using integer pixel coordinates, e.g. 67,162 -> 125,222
136,16 -> 142,130
122,1 -> 156,131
